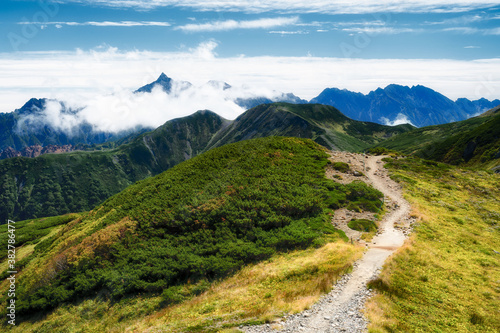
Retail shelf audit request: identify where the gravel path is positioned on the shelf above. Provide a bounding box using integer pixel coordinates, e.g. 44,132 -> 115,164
242,153 -> 412,333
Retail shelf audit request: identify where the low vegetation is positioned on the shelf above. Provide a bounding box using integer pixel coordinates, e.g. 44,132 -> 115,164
8,242 -> 362,332
0,137 -> 383,331
348,219 -> 378,233
365,156 -> 500,332
331,161 -> 350,173
372,108 -> 500,170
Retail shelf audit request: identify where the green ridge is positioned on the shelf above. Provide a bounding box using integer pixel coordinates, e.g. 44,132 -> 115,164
0,137 -> 382,322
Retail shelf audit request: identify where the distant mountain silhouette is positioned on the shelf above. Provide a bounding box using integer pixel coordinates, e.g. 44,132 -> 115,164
310,84 -> 499,127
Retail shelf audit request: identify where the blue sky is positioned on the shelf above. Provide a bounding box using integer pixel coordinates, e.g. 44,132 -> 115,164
2,0 -> 500,57
0,0 -> 500,124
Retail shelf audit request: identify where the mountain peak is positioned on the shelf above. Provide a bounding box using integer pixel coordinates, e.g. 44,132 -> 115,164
16,98 -> 46,115
135,73 -> 188,94
206,80 -> 232,90
158,72 -> 169,80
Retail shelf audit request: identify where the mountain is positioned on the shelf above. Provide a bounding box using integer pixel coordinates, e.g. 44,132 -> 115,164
0,98 -> 150,155
373,104 -> 500,170
206,103 -> 413,152
135,72 -> 192,94
235,92 -> 308,109
310,84 -> 500,127
3,75 -> 496,159
0,137 -> 383,325
0,103 -> 412,222
455,97 -> 500,117
0,73 -> 307,158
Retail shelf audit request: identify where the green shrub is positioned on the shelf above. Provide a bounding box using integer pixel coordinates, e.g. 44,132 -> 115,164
348,219 -> 378,232
161,286 -> 185,306
332,162 -> 350,173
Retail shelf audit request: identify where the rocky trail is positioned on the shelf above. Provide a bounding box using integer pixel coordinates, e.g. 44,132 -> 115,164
243,152 -> 413,333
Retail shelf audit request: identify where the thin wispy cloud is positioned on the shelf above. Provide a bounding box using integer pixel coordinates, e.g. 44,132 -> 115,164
52,0 -> 500,14
268,30 -> 309,35
18,21 -> 171,27
341,27 -> 421,34
424,14 -> 486,25
442,27 -> 500,34
176,17 -> 299,32
335,20 -> 387,27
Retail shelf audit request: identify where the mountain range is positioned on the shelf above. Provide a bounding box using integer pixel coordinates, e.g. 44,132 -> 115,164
311,84 -> 500,127
1,73 -> 498,159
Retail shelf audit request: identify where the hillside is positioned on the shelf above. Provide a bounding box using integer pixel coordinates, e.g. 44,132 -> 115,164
206,103 -> 413,152
372,106 -> 500,170
0,110 -> 226,222
0,137 -> 383,331
0,103 -> 411,221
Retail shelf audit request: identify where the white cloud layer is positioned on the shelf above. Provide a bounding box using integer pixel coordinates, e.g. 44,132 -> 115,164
1,43 -> 499,132
381,113 -> 415,126
52,0 -> 500,14
176,17 -> 299,32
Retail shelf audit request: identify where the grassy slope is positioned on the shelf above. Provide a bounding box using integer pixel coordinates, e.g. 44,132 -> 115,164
366,157 -> 500,332
0,137 -> 383,332
373,116 -> 487,156
208,103 -> 413,153
375,107 -> 500,170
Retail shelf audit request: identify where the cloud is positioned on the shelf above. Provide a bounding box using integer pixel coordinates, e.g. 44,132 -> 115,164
1,43 -> 499,122
176,17 -> 299,32
425,14 -> 485,25
268,30 -> 308,35
442,27 -> 500,34
51,0 -> 500,14
341,27 -> 421,34
18,21 -> 171,27
442,27 -> 480,34
14,75 -> 304,134
42,83 -> 248,133
381,113 -> 415,126
190,40 -> 218,59
485,27 -> 500,35
464,45 -> 481,49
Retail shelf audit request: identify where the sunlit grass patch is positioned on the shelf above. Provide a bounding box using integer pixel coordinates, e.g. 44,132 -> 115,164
366,157 -> 500,332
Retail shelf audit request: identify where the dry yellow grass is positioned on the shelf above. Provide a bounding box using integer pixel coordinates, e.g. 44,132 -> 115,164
9,239 -> 363,333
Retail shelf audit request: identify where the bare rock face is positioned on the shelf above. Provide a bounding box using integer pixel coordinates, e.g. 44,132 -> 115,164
0,144 -> 74,160
0,147 -> 21,159
20,144 -> 44,158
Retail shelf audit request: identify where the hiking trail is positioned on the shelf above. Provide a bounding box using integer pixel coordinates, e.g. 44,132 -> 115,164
243,152 -> 413,333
